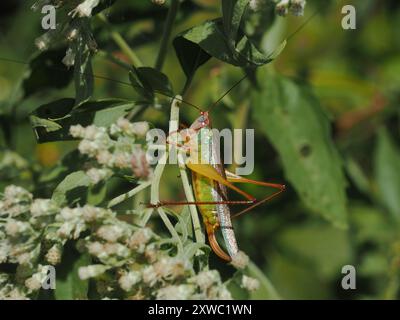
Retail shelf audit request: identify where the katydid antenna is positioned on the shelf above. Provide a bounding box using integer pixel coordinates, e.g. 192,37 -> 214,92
206,5 -> 323,113
0,56 -> 204,112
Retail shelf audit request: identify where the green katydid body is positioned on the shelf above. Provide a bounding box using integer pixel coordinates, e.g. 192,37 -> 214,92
167,110 -> 284,262
186,112 -> 240,261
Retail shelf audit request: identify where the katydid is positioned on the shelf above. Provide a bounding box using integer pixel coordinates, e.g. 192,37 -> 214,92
147,8 -> 324,261
0,7 -> 319,262
152,108 -> 285,262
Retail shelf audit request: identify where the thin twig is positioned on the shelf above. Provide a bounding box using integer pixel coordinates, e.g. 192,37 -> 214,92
149,96 -> 187,254
155,0 -> 180,71
97,13 -> 143,67
97,50 -> 132,70
107,180 -> 152,208
170,96 -> 205,244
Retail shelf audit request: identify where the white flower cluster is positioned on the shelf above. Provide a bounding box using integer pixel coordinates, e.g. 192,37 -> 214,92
69,0 -> 100,18
275,0 -> 306,17
0,185 -> 241,300
115,258 -> 233,300
151,0 -> 166,5
249,0 -> 263,11
241,275 -> 260,292
74,218 -> 233,300
0,186 -> 61,269
70,119 -> 152,184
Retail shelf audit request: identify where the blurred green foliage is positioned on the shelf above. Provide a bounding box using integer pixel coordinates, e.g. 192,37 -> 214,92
1,0 -> 400,299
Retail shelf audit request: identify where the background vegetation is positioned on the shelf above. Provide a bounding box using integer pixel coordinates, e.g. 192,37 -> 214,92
0,0 -> 400,299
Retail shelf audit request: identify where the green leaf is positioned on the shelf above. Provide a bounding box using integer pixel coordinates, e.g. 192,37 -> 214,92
33,98 -> 76,120
22,48 -> 73,97
129,67 -> 173,99
55,247 -> 90,300
173,19 -> 276,77
252,69 -> 347,228
30,115 -> 62,133
266,39 -> 287,61
182,243 -> 209,261
87,182 -> 107,206
174,206 -> 193,243
52,171 -> 91,206
137,67 -> 173,96
242,1 -> 276,43
38,150 -> 87,191
222,0 -> 250,46
374,128 -> 400,221
129,71 -> 151,99
31,99 -> 137,143
173,36 -> 211,79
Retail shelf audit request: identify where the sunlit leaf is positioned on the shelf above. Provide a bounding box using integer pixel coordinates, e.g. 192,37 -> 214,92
30,115 -> 62,133
252,69 -> 348,228
222,0 -> 250,46
31,99 -> 137,143
87,182 -> 107,206
52,170 -> 91,206
173,19 -> 276,78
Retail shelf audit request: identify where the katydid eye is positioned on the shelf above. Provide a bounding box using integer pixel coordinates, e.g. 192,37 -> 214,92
198,117 -> 206,126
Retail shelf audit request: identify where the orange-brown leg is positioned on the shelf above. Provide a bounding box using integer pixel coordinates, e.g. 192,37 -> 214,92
224,170 -> 285,219
146,199 -> 254,208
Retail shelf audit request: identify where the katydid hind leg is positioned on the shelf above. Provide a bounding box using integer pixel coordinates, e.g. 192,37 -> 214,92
225,170 -> 286,191
224,170 -> 286,219
145,199 -> 254,209
231,188 -> 285,219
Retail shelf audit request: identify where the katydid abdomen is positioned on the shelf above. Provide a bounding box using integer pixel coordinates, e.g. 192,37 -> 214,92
189,118 -> 239,262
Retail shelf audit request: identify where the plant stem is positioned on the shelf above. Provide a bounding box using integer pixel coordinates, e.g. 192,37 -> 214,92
97,50 -> 132,70
139,208 -> 154,227
107,180 -> 152,208
110,32 -> 143,67
169,98 -> 204,244
155,0 -> 180,71
150,151 -> 183,253
97,13 -> 143,67
181,74 -> 194,97
148,96 -> 187,254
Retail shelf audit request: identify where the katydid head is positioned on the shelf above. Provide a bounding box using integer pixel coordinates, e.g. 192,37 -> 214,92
190,111 -> 211,131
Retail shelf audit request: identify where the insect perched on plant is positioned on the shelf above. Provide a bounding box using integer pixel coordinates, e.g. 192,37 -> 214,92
143,8 -> 323,262
148,80 -> 286,262
0,6 -> 319,262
